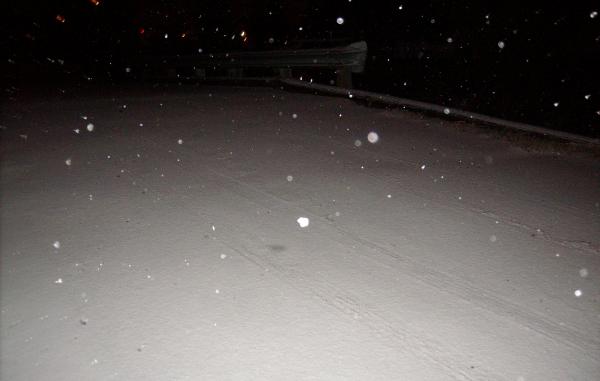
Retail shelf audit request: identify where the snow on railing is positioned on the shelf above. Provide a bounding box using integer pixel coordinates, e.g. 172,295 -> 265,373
132,41 -> 368,88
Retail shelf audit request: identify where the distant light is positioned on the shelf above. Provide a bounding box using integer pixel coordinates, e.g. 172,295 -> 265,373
89,0 -> 101,6
55,14 -> 66,23
240,30 -> 246,37
180,32 -> 187,38
336,17 -> 344,25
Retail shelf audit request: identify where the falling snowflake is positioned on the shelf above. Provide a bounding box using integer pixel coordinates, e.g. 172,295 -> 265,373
54,278 -> 63,284
443,108 -> 451,115
367,131 -> 379,143
65,158 -> 72,166
584,94 -> 591,100
286,175 -> 294,182
86,123 -> 94,132
292,113 -> 298,119
489,235 -> 497,242
220,254 -> 227,259
574,289 -> 582,297
553,102 -> 559,107
420,164 -> 426,170
497,41 -> 505,49
591,11 -> 598,18
579,268 -> 588,278
177,139 -> 183,144
354,139 -> 362,147
297,217 -> 310,228
53,241 -> 61,249
336,17 -> 345,25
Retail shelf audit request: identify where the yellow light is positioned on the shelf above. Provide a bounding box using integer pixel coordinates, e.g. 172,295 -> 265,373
240,30 -> 246,37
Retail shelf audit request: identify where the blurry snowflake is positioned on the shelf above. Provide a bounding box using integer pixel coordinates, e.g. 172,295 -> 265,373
336,17 -> 345,25
574,289 -> 582,297
65,158 -> 72,166
177,139 -> 183,144
86,123 -> 94,132
591,11 -> 598,18
367,131 -> 379,143
497,41 -> 505,49
53,241 -> 61,249
354,139 -> 362,147
443,108 -> 451,115
579,268 -> 588,278
286,175 -> 294,182
297,217 -> 310,228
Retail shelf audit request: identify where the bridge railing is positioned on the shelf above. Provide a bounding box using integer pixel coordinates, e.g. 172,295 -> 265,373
130,41 -> 367,88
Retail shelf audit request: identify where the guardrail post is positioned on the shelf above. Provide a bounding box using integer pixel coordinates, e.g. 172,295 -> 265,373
336,67 -> 353,88
227,68 -> 244,78
278,68 -> 292,79
195,68 -> 206,79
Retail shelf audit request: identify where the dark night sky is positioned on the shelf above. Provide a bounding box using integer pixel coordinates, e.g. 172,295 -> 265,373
2,1 -> 599,137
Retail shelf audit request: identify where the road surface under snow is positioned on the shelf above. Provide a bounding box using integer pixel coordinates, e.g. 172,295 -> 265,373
1,85 -> 599,380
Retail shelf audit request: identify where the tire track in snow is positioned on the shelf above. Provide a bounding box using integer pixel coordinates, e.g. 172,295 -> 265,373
218,230 -> 501,381
197,163 -> 600,363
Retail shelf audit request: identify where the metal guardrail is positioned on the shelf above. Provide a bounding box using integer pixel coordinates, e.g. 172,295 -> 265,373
280,78 -> 600,146
133,41 -> 368,87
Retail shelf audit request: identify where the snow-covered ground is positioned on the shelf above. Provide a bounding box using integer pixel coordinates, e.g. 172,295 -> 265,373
1,85 -> 599,380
